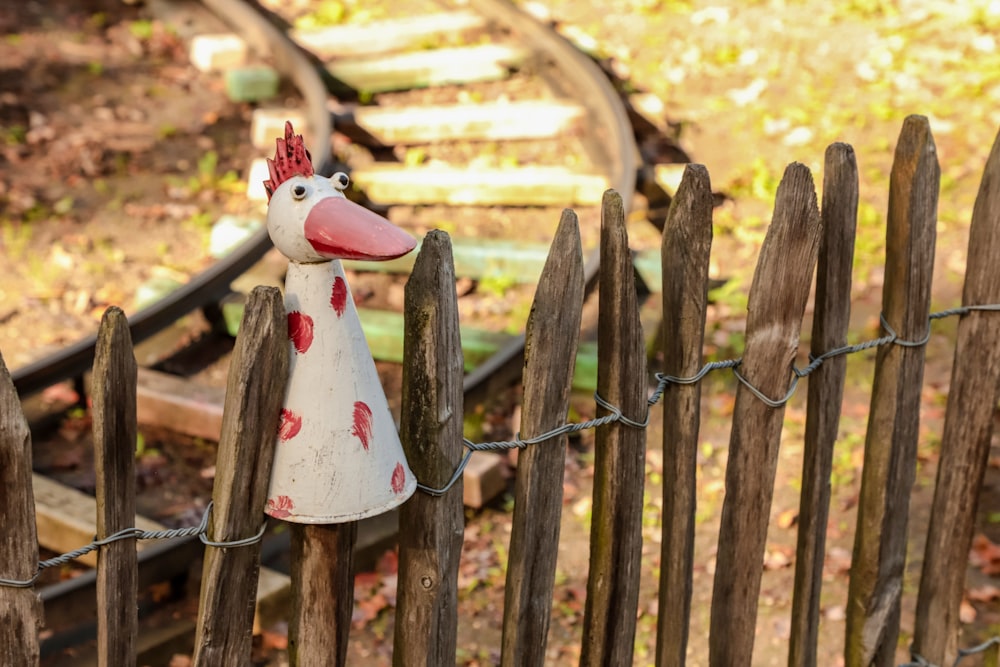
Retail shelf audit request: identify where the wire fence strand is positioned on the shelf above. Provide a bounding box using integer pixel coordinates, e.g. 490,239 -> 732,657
0,501 -> 264,588
902,636 -> 1000,666
420,303 -> 997,496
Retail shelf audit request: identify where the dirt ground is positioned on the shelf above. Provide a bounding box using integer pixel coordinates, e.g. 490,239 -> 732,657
0,0 -> 259,370
5,0 -> 1000,665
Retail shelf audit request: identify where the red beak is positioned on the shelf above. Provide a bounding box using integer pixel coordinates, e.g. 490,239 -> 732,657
304,196 -> 416,261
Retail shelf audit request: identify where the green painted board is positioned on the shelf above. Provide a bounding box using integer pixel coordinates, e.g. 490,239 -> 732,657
349,240 -> 662,293
328,44 -> 526,93
345,236 -> 555,284
222,300 -> 599,392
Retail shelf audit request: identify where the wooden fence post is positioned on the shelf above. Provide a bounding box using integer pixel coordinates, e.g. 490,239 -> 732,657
580,190 -> 647,666
709,163 -> 821,666
912,127 -> 1000,664
500,209 -> 584,667
394,230 -> 465,666
0,351 -> 41,666
845,115 -> 939,666
93,307 -> 139,667
788,143 -> 858,667
193,286 -> 288,665
655,164 -> 713,667
289,523 -> 356,667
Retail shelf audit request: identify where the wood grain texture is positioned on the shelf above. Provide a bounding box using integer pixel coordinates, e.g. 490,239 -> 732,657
580,190 -> 647,666
708,163 -> 821,666
500,209 -> 584,667
288,523 -> 357,667
913,127 -> 1000,665
193,286 -> 289,666
788,143 -> 858,667
655,164 -> 713,667
845,116 -> 939,667
394,231 -> 465,666
0,350 -> 41,666
92,307 -> 139,667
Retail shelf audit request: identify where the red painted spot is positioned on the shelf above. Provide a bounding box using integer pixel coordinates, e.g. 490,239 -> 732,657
266,495 -> 295,518
277,408 -> 302,441
351,401 -> 373,451
330,276 -> 348,317
287,311 -> 314,353
391,462 -> 406,495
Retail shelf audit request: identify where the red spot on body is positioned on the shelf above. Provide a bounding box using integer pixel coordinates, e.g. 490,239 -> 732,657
391,462 -> 406,494
277,408 -> 302,441
330,276 -> 348,317
351,401 -> 373,450
287,311 -> 314,353
266,495 -> 295,518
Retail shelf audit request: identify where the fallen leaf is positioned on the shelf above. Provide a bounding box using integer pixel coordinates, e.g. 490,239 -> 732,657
42,383 -> 79,406
825,547 -> 852,576
380,573 -> 398,607
149,581 -> 173,603
354,571 -> 380,597
966,584 -> 1000,602
824,605 -> 846,621
352,592 -> 388,628
960,598 -> 977,624
970,534 -> 1000,574
376,548 -> 398,576
776,508 -> 798,529
763,545 -> 793,571
259,629 -> 288,651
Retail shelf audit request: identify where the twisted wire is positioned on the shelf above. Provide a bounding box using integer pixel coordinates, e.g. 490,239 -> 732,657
903,636 -> 1000,666
416,304 -> 999,495
0,501 -> 265,588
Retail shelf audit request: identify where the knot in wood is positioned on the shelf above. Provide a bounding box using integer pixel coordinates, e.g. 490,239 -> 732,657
420,575 -> 434,590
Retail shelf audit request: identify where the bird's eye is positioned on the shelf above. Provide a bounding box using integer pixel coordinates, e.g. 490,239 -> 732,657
332,172 -> 350,191
291,184 -> 307,200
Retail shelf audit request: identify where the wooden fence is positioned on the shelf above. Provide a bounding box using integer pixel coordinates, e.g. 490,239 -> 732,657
2,114 -> 1000,666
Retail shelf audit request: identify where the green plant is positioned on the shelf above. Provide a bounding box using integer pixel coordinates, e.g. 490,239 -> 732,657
170,150 -> 243,197
2,125 -> 26,146
294,0 -> 348,29
1,221 -> 32,260
478,273 -> 517,298
128,19 -> 154,41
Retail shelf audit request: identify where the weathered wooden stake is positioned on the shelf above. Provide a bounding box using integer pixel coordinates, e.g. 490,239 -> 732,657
394,231 -> 465,666
580,190 -> 647,666
500,209 -> 584,667
912,127 -> 1000,664
655,164 -> 713,667
193,286 -> 288,665
0,350 -> 40,666
788,143 -> 858,667
846,115 -> 939,666
289,522 -> 357,667
709,163 -> 821,666
93,307 -> 138,667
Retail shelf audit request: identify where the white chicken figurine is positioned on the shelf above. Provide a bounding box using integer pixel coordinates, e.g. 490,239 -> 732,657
262,122 -> 418,523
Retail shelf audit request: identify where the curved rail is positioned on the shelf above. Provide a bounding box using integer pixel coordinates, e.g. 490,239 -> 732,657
459,0 -> 638,402
11,0 -> 334,397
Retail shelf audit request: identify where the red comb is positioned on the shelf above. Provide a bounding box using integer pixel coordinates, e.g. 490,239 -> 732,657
263,121 -> 314,201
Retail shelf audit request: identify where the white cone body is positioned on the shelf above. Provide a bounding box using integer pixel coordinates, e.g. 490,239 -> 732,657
265,259 -> 416,523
